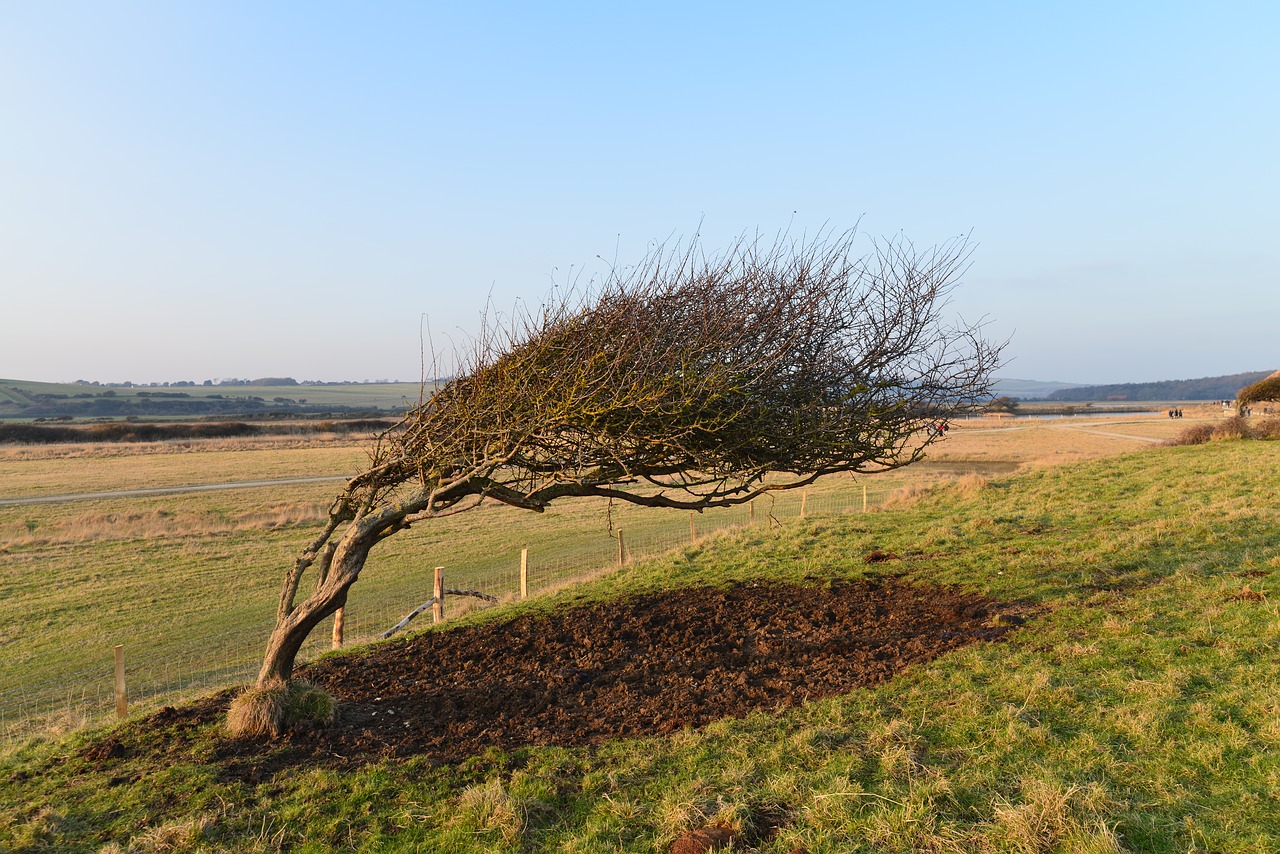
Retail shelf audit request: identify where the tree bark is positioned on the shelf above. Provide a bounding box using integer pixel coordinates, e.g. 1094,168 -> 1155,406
255,528 -> 373,686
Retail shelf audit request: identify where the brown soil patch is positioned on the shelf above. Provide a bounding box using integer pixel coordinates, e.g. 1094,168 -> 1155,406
670,824 -> 737,853
93,577 -> 1020,780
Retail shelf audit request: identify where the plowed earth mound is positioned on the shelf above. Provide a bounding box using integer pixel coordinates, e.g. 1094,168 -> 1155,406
95,578 -> 1021,780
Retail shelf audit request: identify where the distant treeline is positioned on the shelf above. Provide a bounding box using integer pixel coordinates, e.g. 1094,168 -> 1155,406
0,420 -> 396,445
71,377 -> 408,387
0,394 -> 392,419
1045,371 -> 1274,402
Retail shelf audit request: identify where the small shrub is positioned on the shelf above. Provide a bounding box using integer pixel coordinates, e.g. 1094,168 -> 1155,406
1168,416 -> 1280,446
1211,416 -> 1251,441
1167,423 -> 1215,446
1251,416 -> 1280,440
226,679 -> 335,738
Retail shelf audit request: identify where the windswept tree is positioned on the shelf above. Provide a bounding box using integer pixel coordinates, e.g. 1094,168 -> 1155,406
236,229 -> 1001,733
1237,369 -> 1280,410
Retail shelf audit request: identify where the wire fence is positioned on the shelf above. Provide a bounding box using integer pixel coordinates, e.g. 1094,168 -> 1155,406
0,481 -> 896,749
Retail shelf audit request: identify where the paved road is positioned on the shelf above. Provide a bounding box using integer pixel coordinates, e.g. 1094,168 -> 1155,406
0,475 -> 349,507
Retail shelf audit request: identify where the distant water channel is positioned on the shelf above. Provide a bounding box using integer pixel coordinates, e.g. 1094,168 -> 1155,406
964,410 -> 1168,422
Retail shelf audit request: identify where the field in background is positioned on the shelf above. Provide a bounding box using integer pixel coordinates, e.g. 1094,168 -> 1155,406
0,377 -> 428,408
0,410 -> 1228,746
4,415 -> 1279,851
0,378 -> 430,422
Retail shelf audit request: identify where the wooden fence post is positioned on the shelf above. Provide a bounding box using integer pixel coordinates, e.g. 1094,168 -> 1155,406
113,644 -> 127,720
690,512 -> 696,542
749,500 -> 755,524
520,548 -> 528,600
617,529 -> 626,566
332,606 -> 345,649
433,566 -> 444,624
862,483 -> 868,513
800,490 -> 808,519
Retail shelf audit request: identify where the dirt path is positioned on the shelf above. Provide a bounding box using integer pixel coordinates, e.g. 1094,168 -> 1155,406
1047,423 -> 1164,443
957,417 -> 1179,444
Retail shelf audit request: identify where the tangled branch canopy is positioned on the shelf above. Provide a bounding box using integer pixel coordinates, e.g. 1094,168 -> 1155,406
1237,370 -> 1280,408
347,230 -> 1000,520
253,228 -> 1002,690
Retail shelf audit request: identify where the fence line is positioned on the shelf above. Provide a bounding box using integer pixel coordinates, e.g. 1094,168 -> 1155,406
1,482 -> 896,748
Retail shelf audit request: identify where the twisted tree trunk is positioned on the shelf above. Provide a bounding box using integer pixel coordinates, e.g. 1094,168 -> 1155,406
255,526 -> 375,686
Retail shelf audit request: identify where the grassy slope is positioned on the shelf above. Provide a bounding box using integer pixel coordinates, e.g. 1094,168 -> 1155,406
3,438 -> 1279,852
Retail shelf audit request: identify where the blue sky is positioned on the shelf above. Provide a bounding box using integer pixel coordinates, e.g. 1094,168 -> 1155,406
3,1 -> 1276,385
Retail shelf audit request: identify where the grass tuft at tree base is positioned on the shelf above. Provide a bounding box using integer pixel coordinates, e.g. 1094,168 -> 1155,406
226,679 -> 336,738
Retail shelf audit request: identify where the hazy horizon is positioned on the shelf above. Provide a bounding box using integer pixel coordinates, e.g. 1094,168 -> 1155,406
8,371 -> 1276,394
3,3 -> 1276,386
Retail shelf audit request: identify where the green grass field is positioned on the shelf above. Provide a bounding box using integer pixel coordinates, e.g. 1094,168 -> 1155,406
1,423 -> 1278,851
0,377 -> 430,416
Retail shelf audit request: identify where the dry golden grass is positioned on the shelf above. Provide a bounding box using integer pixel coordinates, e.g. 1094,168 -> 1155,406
98,816 -> 215,853
225,681 -> 290,737
952,471 -> 989,494
448,779 -> 527,845
0,431 -> 359,462
0,442 -> 367,498
880,482 -> 931,509
933,411 -> 1235,467
0,501 -> 329,548
992,780 -> 1125,854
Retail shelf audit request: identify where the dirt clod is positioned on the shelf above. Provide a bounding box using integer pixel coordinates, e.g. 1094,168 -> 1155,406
82,737 -> 126,763
670,825 -> 736,853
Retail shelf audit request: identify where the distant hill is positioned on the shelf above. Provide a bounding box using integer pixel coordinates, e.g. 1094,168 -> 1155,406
991,378 -> 1085,399
1045,371 -> 1274,402
0,378 -> 430,420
